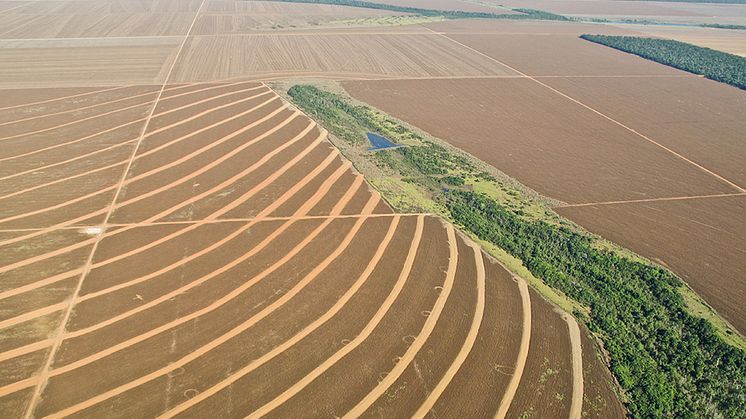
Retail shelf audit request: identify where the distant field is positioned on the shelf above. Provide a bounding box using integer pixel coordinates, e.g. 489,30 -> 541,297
0,13 -> 195,38
0,38 -> 181,88
194,0 -> 405,33
169,32 -> 516,82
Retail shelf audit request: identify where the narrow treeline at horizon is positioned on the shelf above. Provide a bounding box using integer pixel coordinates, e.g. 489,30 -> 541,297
267,0 -> 569,20
581,35 -> 746,90
287,84 -> 746,419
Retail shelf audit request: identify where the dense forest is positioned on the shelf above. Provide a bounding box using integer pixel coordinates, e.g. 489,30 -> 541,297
581,35 -> 746,89
271,0 -> 569,20
288,84 -> 746,418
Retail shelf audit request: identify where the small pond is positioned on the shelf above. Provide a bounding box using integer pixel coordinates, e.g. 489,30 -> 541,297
367,132 -> 401,151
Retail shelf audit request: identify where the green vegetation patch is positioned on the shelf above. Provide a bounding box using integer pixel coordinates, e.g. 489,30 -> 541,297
287,83 -> 746,418
581,34 -> 746,90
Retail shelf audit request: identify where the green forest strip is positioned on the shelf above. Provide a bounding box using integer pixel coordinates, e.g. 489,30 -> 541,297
581,35 -> 746,89
286,84 -> 746,419
701,23 -> 746,30
267,0 -> 569,20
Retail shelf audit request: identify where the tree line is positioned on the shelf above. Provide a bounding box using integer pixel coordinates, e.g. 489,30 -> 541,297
582,34 -> 746,90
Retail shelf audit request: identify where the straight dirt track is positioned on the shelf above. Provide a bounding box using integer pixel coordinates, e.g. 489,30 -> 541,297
0,82 -> 617,418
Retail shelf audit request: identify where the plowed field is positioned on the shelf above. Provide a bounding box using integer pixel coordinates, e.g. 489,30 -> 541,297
0,83 -> 620,418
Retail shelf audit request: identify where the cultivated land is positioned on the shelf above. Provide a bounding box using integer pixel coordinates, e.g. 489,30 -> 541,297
2,0 -> 744,417
169,32 -> 516,82
194,0 -> 406,33
481,0 -> 746,25
0,38 -> 182,88
343,18 -> 746,334
0,82 -> 619,417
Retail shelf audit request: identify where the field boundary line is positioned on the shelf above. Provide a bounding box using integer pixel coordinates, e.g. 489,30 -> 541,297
344,222 -> 459,417
495,277 -> 531,419
424,27 -> 746,194
414,239 -> 486,418
159,215 -> 402,418
564,313 -> 584,419
247,214 -> 425,419
20,0 -> 209,416
555,192 -> 746,208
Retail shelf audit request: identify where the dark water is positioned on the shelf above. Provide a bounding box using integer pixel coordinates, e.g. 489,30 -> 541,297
367,132 -> 400,150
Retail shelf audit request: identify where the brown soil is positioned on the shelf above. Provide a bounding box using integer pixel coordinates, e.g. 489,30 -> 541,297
578,324 -> 627,418
446,32 -> 687,76
507,289 -> 573,419
343,78 -> 735,204
169,32 -> 516,82
542,76 -> 746,190
427,257 -> 523,417
0,82 -> 620,418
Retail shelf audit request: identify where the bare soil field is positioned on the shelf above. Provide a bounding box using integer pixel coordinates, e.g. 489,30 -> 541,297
195,0 -> 403,33
0,37 -> 181,88
507,288 -> 573,419
343,77 -> 736,204
445,31 -> 688,76
4,0 -> 203,14
557,195 -> 746,333
169,32 -> 517,82
0,82 -> 614,418
541,76 -> 746,190
0,13 -> 195,39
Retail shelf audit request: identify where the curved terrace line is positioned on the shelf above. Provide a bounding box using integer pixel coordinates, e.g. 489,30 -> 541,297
0,145 -> 342,364
246,214 -> 425,419
413,239 -> 486,418
159,215 -> 402,418
343,222 -> 458,418
494,277 -> 532,419
42,195 -> 375,418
